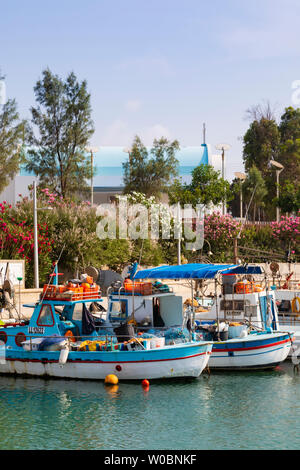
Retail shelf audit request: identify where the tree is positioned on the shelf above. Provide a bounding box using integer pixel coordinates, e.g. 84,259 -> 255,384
277,182 -> 300,214
123,136 -> 179,198
242,166 -> 268,221
168,164 -> 232,208
26,69 -> 94,198
245,101 -> 277,122
278,107 -> 300,186
228,178 -> 244,218
0,96 -> 26,193
243,118 -> 280,176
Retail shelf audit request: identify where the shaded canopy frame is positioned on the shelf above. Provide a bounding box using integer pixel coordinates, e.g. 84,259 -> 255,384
134,263 -> 263,337
133,263 -> 263,281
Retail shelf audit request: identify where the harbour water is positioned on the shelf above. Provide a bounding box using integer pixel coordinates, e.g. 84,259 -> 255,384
0,362 -> 300,450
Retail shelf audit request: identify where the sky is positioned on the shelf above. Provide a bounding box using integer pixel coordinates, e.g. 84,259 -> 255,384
1,0 -> 300,180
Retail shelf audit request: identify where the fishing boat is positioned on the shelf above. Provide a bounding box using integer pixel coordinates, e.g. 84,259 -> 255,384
273,285 -> 300,357
132,263 -> 293,370
0,268 -> 212,381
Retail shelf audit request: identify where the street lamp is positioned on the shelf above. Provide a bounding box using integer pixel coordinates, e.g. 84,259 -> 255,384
86,146 -> 99,206
123,147 -> 132,165
269,160 -> 284,223
215,143 -> 231,215
234,172 -> 246,219
199,239 -> 213,261
33,181 -> 53,288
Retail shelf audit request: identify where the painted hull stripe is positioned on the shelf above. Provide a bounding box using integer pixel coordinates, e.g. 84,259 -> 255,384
5,351 -> 211,365
213,338 -> 291,353
212,344 -> 288,359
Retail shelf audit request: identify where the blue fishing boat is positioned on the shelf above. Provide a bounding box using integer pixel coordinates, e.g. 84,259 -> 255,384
0,267 -> 212,380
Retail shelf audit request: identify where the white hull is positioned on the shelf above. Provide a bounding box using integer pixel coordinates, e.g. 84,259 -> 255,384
0,348 -> 211,380
209,335 -> 291,370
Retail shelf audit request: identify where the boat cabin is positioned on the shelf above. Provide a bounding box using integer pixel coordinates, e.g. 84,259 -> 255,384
199,290 -> 280,331
107,290 -> 183,329
0,297 -> 104,350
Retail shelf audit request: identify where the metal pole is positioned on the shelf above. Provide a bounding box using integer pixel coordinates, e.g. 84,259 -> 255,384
222,148 -> 225,215
276,170 -> 280,223
233,237 -> 238,264
191,280 -> 195,332
240,181 -> 243,219
33,181 -> 39,288
18,278 -> 21,318
177,202 -> 181,265
215,278 -> 220,341
91,151 -> 94,206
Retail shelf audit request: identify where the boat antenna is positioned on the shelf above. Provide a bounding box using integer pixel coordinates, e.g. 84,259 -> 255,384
39,244 -> 66,304
215,277 -> 220,341
138,239 -> 144,266
237,182 -> 258,240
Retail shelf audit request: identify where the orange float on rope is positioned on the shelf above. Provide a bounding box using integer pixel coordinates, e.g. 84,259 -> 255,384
64,330 -> 76,342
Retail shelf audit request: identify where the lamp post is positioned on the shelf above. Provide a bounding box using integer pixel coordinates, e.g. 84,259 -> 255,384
269,160 -> 284,223
17,276 -> 23,318
33,181 -> 53,289
177,202 -> 181,265
123,147 -> 131,160
215,143 -> 231,215
86,146 -> 99,206
123,147 -> 132,171
33,181 -> 39,289
234,172 -> 246,219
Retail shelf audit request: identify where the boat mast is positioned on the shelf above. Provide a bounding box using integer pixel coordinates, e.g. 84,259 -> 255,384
215,278 -> 220,340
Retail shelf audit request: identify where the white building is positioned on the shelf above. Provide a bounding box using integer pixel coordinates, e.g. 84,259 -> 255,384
0,143 -> 225,205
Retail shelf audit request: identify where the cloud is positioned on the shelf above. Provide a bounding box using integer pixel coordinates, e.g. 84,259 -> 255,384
141,124 -> 172,144
125,99 -> 142,112
101,119 -> 133,146
100,120 -> 172,146
115,53 -> 172,76
218,0 -> 300,60
0,79 -> 6,105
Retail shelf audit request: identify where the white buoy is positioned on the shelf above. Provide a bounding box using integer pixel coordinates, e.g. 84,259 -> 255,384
59,347 -> 69,365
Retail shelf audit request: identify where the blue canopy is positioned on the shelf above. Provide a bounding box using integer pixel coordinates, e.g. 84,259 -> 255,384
134,263 -> 263,280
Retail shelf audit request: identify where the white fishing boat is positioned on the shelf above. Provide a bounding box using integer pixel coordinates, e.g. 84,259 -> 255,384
273,287 -> 300,358
131,264 -> 293,370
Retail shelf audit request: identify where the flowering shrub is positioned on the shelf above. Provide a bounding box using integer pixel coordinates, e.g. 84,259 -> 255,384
0,200 -> 52,286
1,189 -> 132,285
1,187 -> 299,287
270,213 -> 300,248
204,212 -> 242,242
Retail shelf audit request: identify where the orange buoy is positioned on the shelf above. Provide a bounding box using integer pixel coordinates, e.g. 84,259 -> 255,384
105,374 -> 119,385
142,379 -> 150,388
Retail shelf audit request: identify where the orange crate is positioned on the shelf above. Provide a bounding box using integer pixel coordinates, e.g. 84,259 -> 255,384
140,282 -> 152,295
124,281 -> 152,295
235,282 -> 255,294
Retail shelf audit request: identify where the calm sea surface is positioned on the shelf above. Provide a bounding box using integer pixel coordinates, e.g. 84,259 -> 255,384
0,362 -> 299,450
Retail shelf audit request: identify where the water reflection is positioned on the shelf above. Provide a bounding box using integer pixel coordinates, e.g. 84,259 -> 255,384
0,363 -> 299,450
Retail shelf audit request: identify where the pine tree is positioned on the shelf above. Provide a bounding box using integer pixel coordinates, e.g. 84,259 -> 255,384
0,96 -> 26,193
26,69 -> 94,198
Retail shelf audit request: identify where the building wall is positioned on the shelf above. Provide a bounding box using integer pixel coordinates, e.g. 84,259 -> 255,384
0,145 -> 225,205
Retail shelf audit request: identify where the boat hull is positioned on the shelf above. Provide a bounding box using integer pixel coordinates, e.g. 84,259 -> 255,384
0,342 -> 212,380
208,332 -> 292,370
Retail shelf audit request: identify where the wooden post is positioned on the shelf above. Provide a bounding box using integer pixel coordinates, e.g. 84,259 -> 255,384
233,237 -> 238,264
